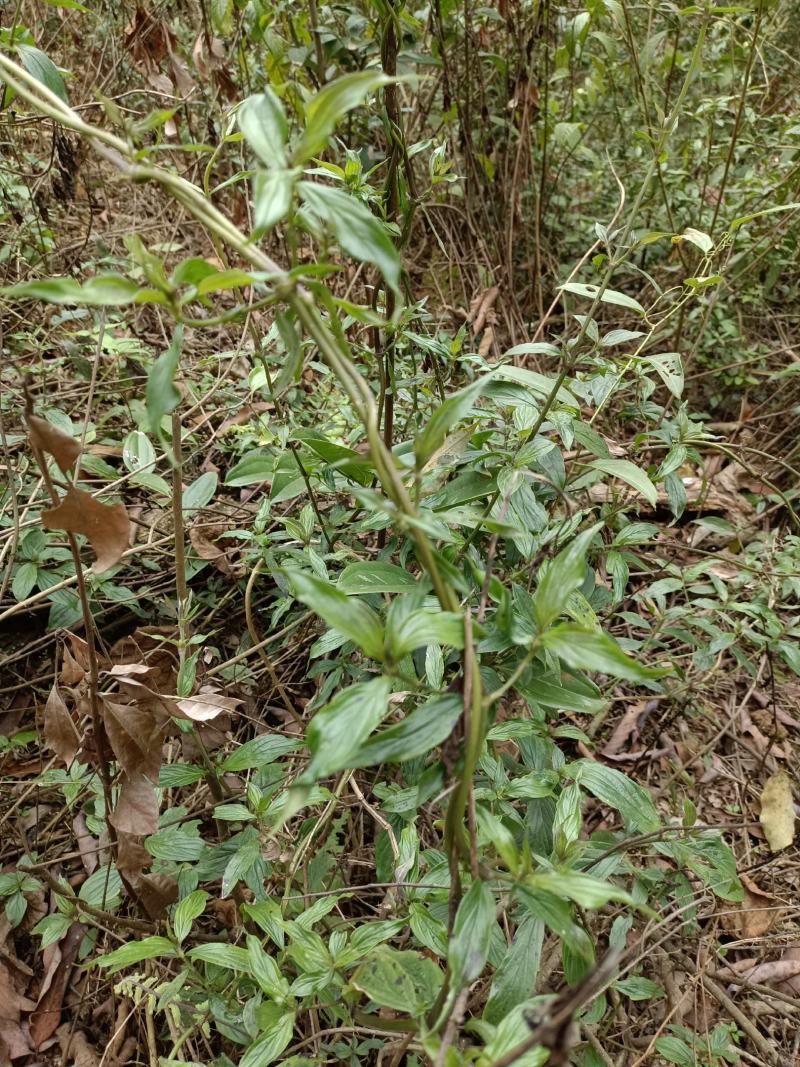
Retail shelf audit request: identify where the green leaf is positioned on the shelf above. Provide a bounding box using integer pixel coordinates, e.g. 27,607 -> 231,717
172,890 -> 208,944
560,281 -> 645,315
225,453 -> 272,487
572,758 -> 660,833
247,935 -> 289,999
352,945 -> 443,1015
299,182 -> 400,290
301,676 -> 392,780
449,880 -> 495,989
240,1010 -> 295,1067
485,916 -> 544,1024
414,375 -> 491,465
389,610 -> 466,659
183,471 -> 217,513
1,274 -> 146,305
533,522 -> 602,629
79,865 -> 123,909
540,625 -> 667,682
504,342 -> 561,358
294,71 -> 393,164
188,943 -> 252,971
287,569 -> 385,661
242,900 -> 285,947
587,459 -> 658,507
681,227 -> 713,253
338,562 -> 421,594
238,91 -> 288,166
254,168 -> 299,232
147,326 -> 183,438
516,887 -> 594,963
614,975 -> 664,1000
17,44 -> 68,103
122,430 -> 156,473
5,892 -> 27,928
493,365 -> 578,406
351,693 -> 462,766
644,352 -> 684,398
221,735 -> 299,772
96,936 -> 177,972
526,870 -> 633,909
33,911 -> 73,949
655,1036 -> 694,1066
12,562 -> 38,601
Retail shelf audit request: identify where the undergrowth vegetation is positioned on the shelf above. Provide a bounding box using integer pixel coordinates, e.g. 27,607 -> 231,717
0,1 -> 799,1065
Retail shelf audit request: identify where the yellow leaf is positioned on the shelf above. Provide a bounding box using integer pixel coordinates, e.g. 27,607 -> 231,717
759,771 -> 796,852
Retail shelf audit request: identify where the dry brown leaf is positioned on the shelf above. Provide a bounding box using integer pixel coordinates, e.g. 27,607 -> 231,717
134,873 -> 178,919
0,959 -> 36,1063
28,415 -> 81,474
72,814 -> 98,876
56,1024 -> 99,1067
602,702 -> 646,757
43,685 -> 80,765
30,922 -> 84,1048
175,685 -> 242,723
720,873 -> 781,939
778,946 -> 800,996
59,645 -> 85,686
101,699 -> 162,779
737,958 -> 800,986
111,773 -> 159,837
759,771 -> 796,852
42,488 -> 131,574
115,833 -> 151,878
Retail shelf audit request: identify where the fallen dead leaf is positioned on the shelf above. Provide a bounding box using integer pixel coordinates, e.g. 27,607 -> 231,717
720,873 -> 782,939
72,814 -> 98,876
43,685 -> 80,765
602,701 -> 647,757
175,685 -> 242,723
737,958 -> 800,986
115,833 -> 151,878
134,873 -> 178,919
59,645 -> 85,686
42,488 -> 131,574
28,415 -> 81,474
110,773 -> 159,836
56,1024 -> 99,1067
0,960 -> 35,1063
759,771 -> 796,851
30,922 -> 84,1048
101,698 -> 163,779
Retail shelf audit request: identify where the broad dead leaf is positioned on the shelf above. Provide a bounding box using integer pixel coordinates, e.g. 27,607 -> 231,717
720,873 -> 782,939
759,771 -> 796,852
42,488 -> 131,574
602,701 -> 647,757
59,645 -> 85,686
43,685 -> 80,765
0,961 -> 35,1062
737,958 -> 800,986
175,685 -> 242,723
72,814 -> 98,875
56,1024 -> 100,1067
115,832 -> 151,878
28,415 -> 81,474
30,922 -> 84,1048
134,873 -> 178,919
110,773 -> 159,836
101,698 -> 162,779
